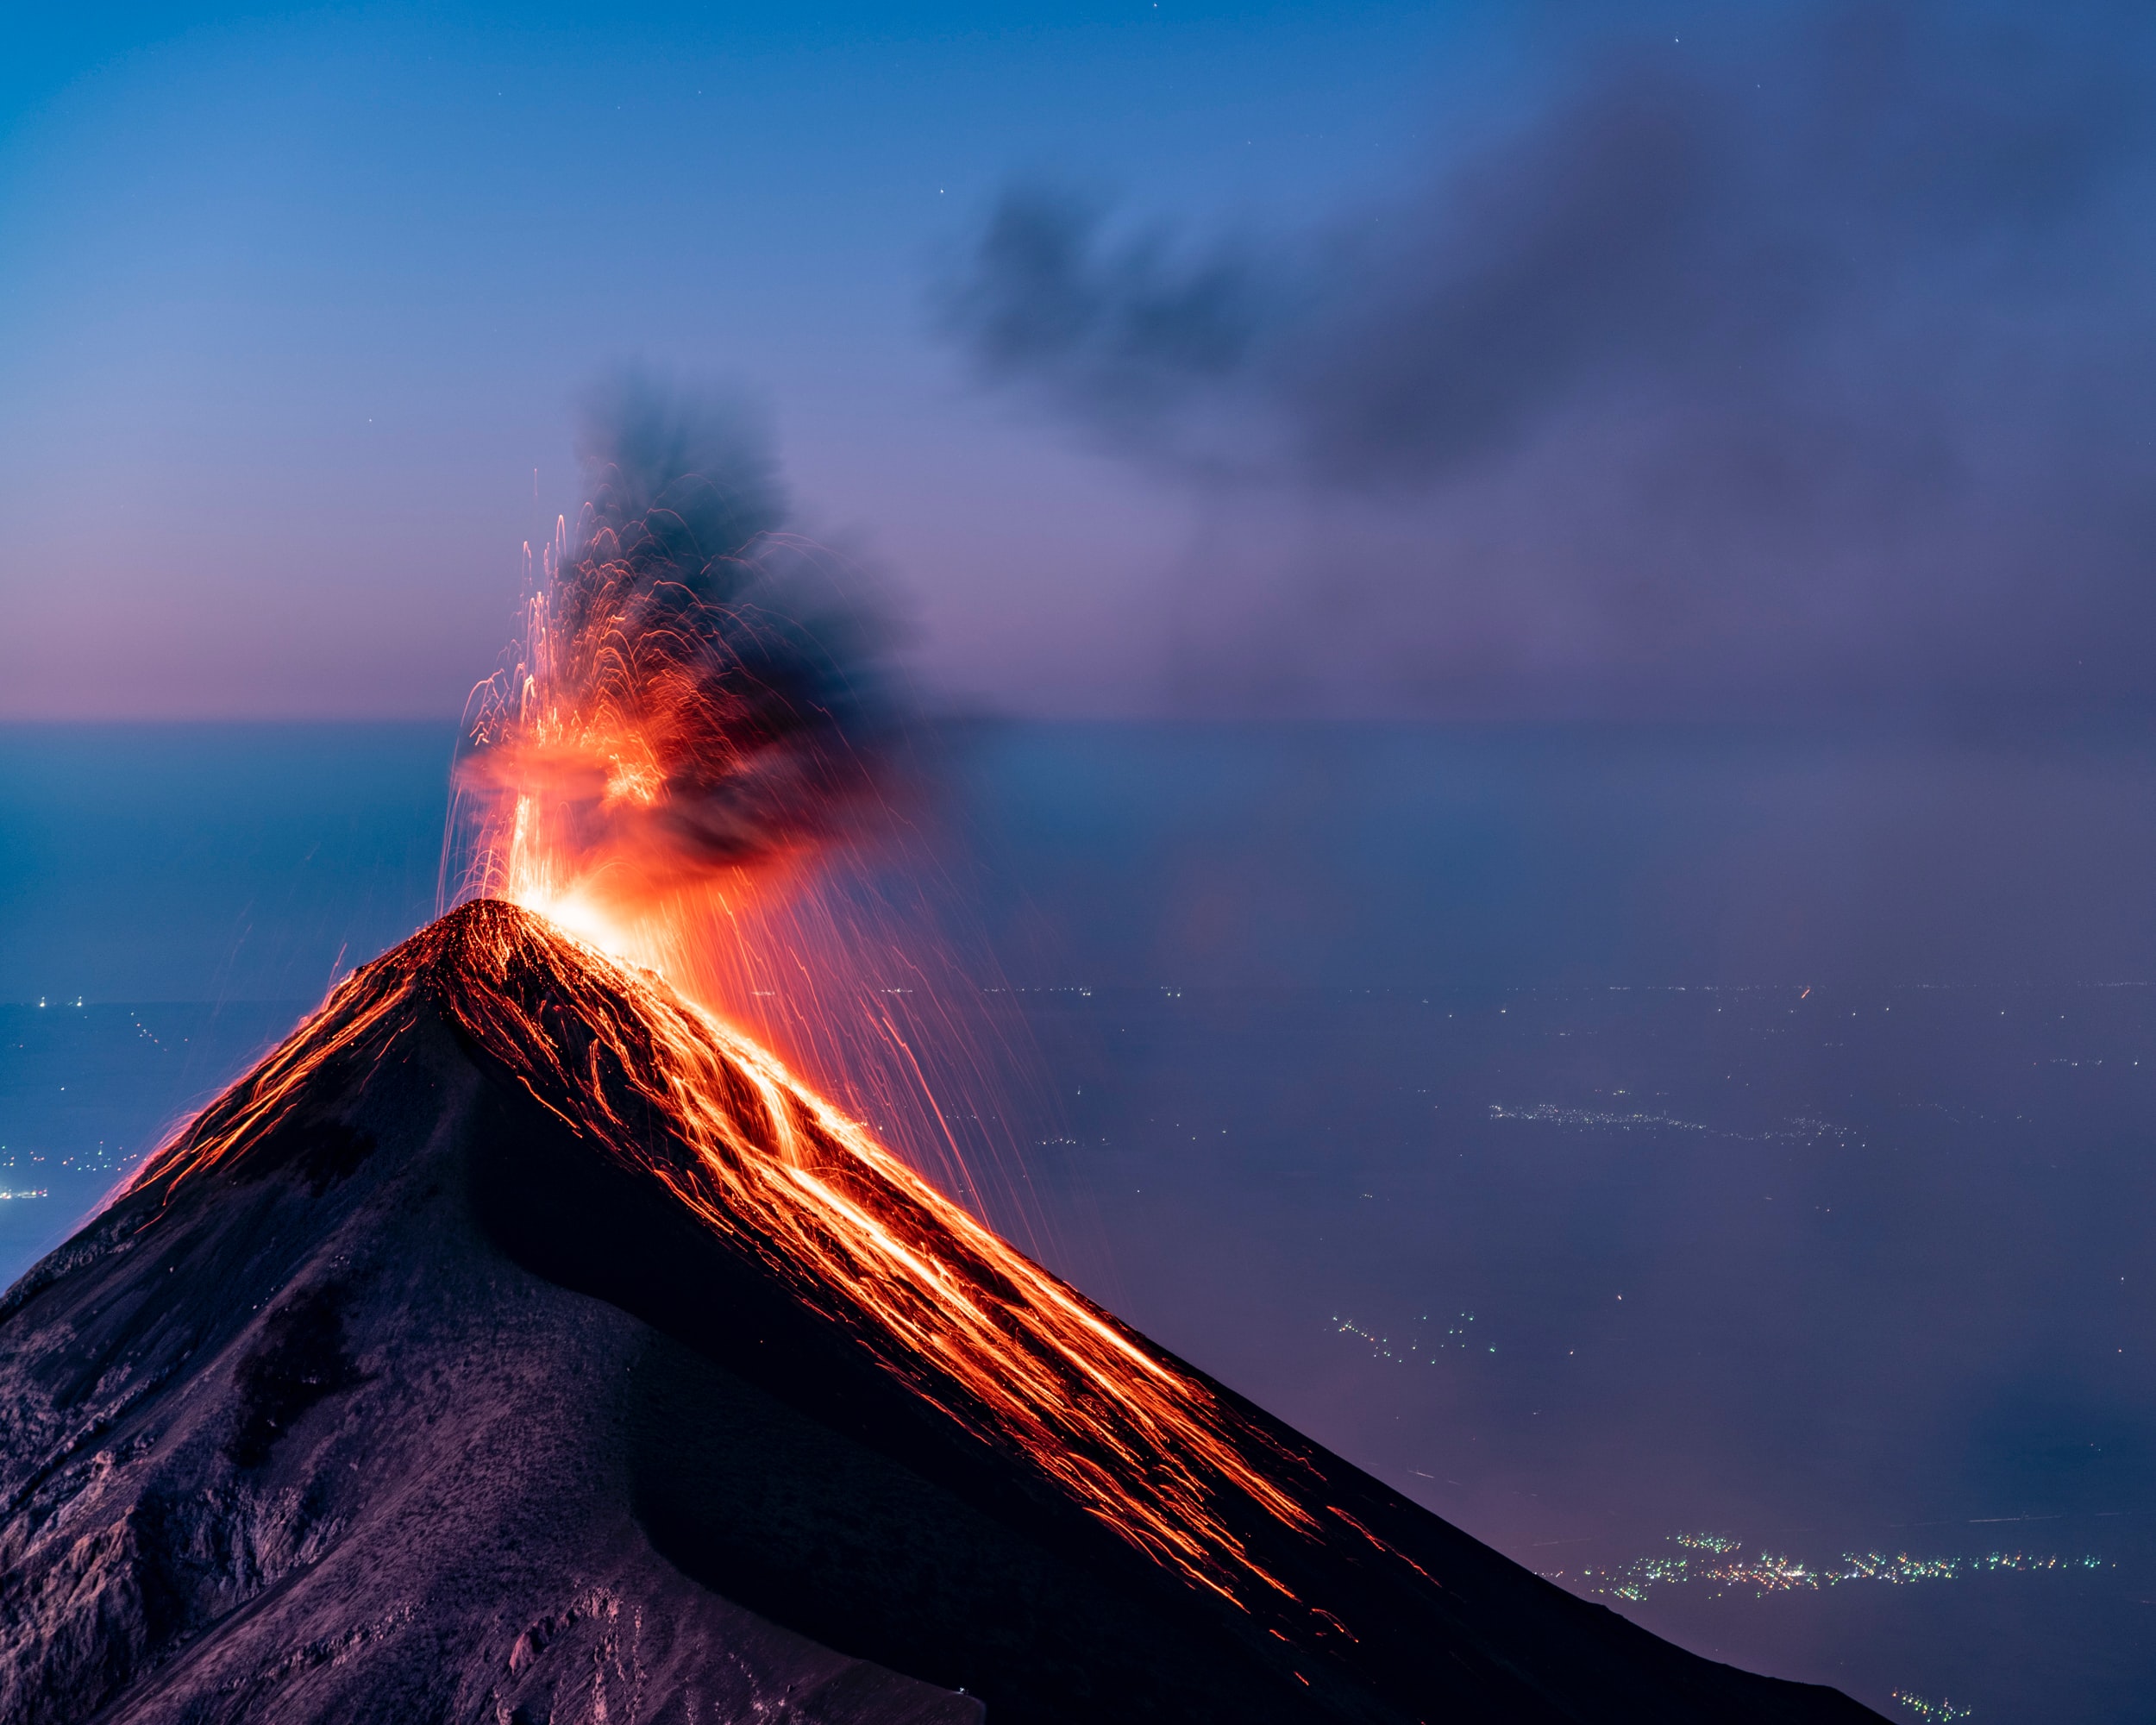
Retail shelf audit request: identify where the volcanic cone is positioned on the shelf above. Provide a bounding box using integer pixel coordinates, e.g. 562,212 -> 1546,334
0,901 -> 1881,1724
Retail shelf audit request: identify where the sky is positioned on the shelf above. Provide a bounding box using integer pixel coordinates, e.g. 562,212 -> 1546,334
3,2 -> 2152,722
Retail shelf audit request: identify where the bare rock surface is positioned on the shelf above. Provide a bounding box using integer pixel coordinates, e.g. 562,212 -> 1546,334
0,1007 -> 973,1725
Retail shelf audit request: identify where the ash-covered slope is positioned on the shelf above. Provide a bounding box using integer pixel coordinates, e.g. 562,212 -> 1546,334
0,902 -> 1881,1725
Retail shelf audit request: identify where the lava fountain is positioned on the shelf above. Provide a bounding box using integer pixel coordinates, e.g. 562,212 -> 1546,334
449,375 -> 889,989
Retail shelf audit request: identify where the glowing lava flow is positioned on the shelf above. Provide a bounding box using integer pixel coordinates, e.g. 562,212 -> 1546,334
136,902 -> 1333,1610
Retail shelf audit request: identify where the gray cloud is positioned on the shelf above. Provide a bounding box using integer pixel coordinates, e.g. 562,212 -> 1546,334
942,2 -> 2156,718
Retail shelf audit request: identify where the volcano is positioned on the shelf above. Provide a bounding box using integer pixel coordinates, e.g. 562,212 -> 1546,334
0,901 -> 1880,1724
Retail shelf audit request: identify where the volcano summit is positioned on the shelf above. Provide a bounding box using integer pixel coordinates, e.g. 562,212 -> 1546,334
0,901 -> 1879,1724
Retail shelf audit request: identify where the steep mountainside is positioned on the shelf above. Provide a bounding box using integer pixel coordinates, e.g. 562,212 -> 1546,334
0,901 -> 1882,1724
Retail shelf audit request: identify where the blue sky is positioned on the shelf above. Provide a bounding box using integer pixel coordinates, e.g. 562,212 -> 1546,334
4,3 -> 2150,721
2,2 -> 1494,718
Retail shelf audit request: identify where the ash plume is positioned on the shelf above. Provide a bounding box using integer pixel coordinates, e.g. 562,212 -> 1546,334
456,373 -> 894,899
942,1 -> 2156,718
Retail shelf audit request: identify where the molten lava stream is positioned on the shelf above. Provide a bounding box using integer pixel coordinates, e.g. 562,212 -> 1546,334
137,900 -> 1360,1615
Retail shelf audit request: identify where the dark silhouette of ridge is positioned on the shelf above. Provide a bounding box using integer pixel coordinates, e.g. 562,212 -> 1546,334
0,901 -> 1884,1724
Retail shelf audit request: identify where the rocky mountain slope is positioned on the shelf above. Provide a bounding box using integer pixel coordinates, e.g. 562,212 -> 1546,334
0,901 -> 1882,1724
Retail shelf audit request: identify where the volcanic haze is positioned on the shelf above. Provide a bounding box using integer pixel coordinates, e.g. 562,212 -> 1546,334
0,901 -> 1881,1724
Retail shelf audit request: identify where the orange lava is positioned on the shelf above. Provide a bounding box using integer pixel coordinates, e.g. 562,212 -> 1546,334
136,902 -> 1340,1609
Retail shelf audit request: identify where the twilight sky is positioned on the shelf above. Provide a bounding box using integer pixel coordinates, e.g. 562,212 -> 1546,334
3,2 -> 2150,721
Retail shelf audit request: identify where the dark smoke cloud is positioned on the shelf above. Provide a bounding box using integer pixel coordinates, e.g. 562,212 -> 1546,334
943,2 -> 2156,718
